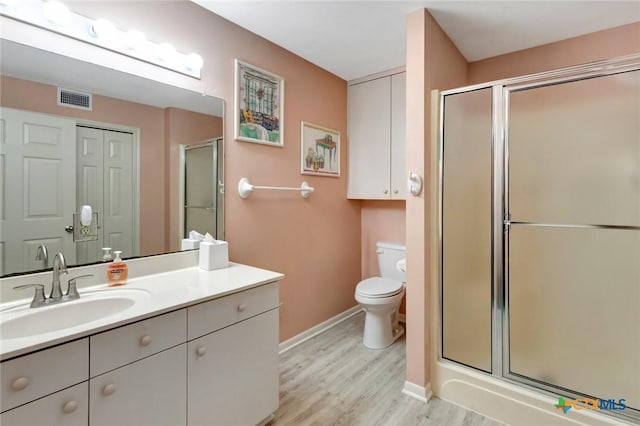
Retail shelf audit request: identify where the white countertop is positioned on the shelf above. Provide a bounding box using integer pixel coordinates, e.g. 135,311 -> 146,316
0,263 -> 284,361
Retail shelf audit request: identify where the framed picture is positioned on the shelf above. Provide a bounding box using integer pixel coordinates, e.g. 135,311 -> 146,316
234,59 -> 284,147
300,122 -> 340,177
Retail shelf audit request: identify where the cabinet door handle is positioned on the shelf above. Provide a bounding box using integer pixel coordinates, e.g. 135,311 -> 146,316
62,400 -> 78,414
11,377 -> 29,391
102,383 -> 116,396
383,189 -> 388,194
139,335 -> 152,347
196,346 -> 207,357
237,303 -> 246,312
393,189 -> 399,194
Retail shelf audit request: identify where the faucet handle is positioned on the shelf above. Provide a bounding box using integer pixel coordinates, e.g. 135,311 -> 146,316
13,284 -> 46,308
66,274 -> 93,299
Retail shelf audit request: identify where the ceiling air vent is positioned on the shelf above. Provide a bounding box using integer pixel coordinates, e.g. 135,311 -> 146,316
57,87 -> 92,111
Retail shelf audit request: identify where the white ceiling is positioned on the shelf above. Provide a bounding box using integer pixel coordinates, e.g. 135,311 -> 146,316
194,1 -> 640,81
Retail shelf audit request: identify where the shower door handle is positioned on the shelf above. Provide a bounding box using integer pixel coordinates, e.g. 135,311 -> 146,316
503,213 -> 512,230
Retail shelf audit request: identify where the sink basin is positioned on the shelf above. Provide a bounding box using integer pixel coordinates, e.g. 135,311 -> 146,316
1,289 -> 150,340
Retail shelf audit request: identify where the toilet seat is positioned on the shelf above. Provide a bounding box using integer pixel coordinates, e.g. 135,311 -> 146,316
356,277 -> 403,298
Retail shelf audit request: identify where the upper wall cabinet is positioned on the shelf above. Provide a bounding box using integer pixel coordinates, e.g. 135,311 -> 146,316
348,72 -> 406,200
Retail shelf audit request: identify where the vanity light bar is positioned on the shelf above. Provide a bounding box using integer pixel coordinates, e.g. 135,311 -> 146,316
0,0 -> 203,78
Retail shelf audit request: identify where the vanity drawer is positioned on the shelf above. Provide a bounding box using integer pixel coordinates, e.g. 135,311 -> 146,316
90,309 -> 186,377
188,282 -> 279,340
0,382 -> 88,426
1,338 -> 88,413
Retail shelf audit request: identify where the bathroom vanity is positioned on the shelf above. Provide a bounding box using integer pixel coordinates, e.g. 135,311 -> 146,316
0,262 -> 283,426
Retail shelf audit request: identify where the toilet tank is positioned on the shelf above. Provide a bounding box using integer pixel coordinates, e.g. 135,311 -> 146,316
376,241 -> 406,282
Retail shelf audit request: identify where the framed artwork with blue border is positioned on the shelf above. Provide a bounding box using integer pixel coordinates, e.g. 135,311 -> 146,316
234,59 -> 284,147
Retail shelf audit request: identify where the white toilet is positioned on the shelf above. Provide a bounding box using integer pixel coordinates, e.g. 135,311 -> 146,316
355,241 -> 406,349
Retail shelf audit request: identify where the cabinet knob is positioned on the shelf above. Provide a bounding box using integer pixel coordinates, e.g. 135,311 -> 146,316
139,335 -> 152,347
237,303 -> 246,312
383,189 -> 388,194
11,377 -> 29,391
62,400 -> 78,414
102,383 -> 116,396
393,189 -> 399,194
196,346 -> 207,357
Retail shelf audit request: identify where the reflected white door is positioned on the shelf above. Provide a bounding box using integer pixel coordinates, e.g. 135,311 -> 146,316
0,107 -> 76,275
76,126 -> 135,264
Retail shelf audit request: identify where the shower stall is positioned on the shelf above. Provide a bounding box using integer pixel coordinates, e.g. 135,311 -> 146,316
439,55 -> 639,423
181,138 -> 224,241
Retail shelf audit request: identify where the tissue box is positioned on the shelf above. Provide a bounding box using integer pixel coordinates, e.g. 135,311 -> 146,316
198,240 -> 229,270
181,239 -> 201,251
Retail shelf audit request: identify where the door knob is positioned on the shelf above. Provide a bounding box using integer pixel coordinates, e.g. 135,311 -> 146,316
64,225 -> 74,233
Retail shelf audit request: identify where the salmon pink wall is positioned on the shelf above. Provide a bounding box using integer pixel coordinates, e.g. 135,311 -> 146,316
68,1 -> 361,342
468,22 -> 640,84
405,9 -> 469,389
165,107 -> 223,251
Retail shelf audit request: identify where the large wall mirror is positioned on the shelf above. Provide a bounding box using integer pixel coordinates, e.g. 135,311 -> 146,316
0,39 -> 225,277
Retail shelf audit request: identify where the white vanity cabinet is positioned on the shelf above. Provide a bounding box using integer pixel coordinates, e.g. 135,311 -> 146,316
89,345 -> 187,426
88,310 -> 188,426
187,282 -> 279,426
0,338 -> 88,418
0,279 -> 280,426
0,382 -> 88,426
347,71 -> 407,200
89,309 -> 187,377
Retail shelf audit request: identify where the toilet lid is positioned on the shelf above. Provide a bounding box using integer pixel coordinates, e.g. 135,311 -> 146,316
356,277 -> 403,298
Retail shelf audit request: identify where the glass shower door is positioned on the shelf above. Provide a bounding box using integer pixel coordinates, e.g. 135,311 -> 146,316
506,70 -> 640,412
441,88 -> 493,372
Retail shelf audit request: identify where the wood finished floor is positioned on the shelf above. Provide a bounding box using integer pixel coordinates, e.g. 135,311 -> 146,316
271,312 -> 503,426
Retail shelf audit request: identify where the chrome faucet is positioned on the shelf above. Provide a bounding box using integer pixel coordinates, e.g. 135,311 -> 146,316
14,255 -> 93,307
50,252 -> 68,300
35,245 -> 49,268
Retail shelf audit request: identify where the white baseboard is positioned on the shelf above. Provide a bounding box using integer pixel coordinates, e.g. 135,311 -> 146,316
398,313 -> 406,323
402,381 -> 433,403
279,305 -> 363,354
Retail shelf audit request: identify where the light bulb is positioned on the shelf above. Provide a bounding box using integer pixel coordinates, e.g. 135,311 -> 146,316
157,42 -> 176,63
126,29 -> 146,51
185,53 -> 203,71
43,0 -> 71,25
90,18 -> 116,41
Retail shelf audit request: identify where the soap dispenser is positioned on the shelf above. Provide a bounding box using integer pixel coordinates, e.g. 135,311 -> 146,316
102,247 -> 113,262
107,251 -> 128,286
